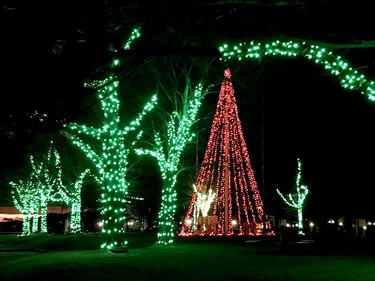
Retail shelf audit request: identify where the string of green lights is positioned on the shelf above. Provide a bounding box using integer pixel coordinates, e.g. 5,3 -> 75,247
219,40 -> 375,100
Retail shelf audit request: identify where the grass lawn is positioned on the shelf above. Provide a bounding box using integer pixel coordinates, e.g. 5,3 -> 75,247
0,233 -> 374,281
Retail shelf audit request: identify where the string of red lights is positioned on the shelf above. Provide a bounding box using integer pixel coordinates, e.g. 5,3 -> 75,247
180,69 -> 273,236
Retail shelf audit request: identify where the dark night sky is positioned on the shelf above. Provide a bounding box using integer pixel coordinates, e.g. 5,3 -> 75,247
229,58 -> 375,220
1,1 -> 375,221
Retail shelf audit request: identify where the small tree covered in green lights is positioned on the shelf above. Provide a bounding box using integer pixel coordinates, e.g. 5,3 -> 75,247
30,142 -> 68,233
12,142 -> 62,233
10,141 -> 89,234
53,168 -> 95,233
10,179 -> 39,235
276,158 -> 309,235
67,169 -> 92,233
64,28 -> 158,250
135,77 -> 205,245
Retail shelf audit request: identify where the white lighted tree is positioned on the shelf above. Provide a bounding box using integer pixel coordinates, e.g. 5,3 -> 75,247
276,158 -> 309,235
194,184 -> 215,232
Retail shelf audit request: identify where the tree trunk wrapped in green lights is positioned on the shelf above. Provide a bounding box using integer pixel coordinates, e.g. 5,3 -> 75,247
66,26 -> 157,251
63,26 -> 158,251
65,83 -> 157,249
135,80 -> 205,245
276,158 -> 309,235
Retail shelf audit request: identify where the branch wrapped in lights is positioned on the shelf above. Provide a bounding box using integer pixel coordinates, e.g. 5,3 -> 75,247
219,41 -> 375,101
276,158 -> 309,235
123,28 -> 141,50
135,82 -> 204,245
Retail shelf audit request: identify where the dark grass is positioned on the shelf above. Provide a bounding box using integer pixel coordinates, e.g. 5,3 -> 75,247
1,233 -> 375,281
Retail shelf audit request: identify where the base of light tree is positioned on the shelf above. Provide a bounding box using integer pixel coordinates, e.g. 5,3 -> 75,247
108,246 -> 129,253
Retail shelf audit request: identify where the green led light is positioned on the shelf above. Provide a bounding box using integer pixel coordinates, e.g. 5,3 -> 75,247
218,41 -> 375,101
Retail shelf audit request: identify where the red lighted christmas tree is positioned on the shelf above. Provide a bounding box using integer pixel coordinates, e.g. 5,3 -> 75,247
180,68 -> 273,236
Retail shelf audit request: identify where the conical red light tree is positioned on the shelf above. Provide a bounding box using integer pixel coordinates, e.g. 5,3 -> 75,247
180,68 -> 273,236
